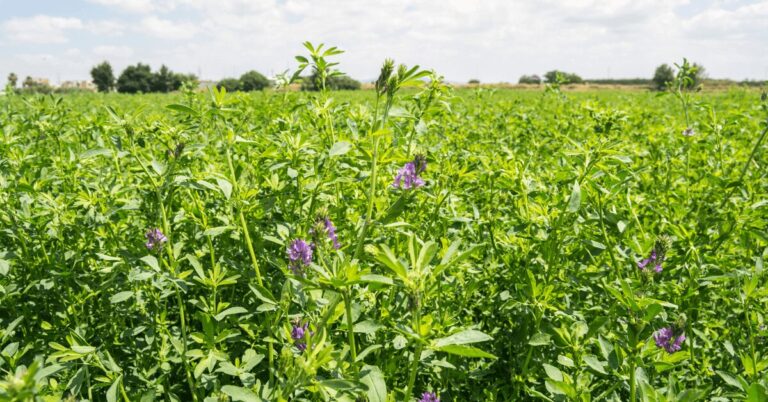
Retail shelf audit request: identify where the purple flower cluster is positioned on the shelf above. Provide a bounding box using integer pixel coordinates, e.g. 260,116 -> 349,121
145,228 -> 167,252
291,322 -> 309,352
682,127 -> 696,137
418,392 -> 440,402
638,237 -> 670,273
287,239 -> 313,275
638,249 -> 663,273
310,216 -> 341,250
654,327 -> 686,354
393,155 -> 427,190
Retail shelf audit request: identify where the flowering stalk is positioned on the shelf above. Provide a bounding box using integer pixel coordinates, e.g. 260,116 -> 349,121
129,139 -> 198,401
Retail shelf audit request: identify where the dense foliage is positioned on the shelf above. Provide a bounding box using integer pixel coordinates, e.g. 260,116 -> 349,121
116,63 -> 197,94
1,48 -> 768,402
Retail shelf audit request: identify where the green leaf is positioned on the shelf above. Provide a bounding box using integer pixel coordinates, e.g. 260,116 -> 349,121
436,344 -> 497,359
543,363 -> 563,382
249,284 -> 277,305
140,255 -> 160,271
106,375 -> 121,402
567,180 -> 581,212
80,148 -> 112,160
715,371 -> 743,391
528,332 -> 551,346
329,141 -> 353,157
110,291 -> 133,304
433,329 -> 492,348
354,320 -> 384,335
203,226 -> 236,238
214,307 -> 248,321
221,385 -> 263,402
166,103 -> 197,115
216,178 -> 233,199
0,259 -> 10,276
359,274 -> 393,286
360,365 -> 387,402
374,244 -> 408,282
582,355 -> 607,374
747,383 -> 767,402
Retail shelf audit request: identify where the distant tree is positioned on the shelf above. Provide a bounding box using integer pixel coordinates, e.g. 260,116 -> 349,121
518,74 -> 542,84
468,78 -> 480,85
301,72 -> 361,91
150,65 -> 175,92
20,76 -> 53,94
239,70 -> 270,91
652,64 -> 674,91
172,73 -> 198,90
7,72 -> 18,88
90,61 -> 115,92
116,63 -> 153,93
544,70 -> 582,84
216,78 -> 241,92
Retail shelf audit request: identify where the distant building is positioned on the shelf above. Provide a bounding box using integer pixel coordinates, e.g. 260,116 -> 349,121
23,77 -> 50,88
198,80 -> 217,90
59,80 -> 97,91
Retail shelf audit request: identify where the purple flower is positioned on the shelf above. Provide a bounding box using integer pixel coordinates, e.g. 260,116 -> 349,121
682,127 -> 695,137
654,327 -> 686,354
418,392 -> 440,402
291,322 -> 309,352
145,228 -> 167,251
637,237 -> 670,273
393,155 -> 427,190
323,218 -> 340,249
287,239 -> 313,275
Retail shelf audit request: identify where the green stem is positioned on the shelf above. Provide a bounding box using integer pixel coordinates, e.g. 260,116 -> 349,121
744,297 -> 758,380
353,136 -> 379,260
343,291 -> 358,365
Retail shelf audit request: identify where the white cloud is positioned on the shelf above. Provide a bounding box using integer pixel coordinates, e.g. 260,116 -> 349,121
93,45 -> 134,58
3,15 -> 83,44
2,0 -> 768,82
87,0 -> 159,13
139,16 -> 197,40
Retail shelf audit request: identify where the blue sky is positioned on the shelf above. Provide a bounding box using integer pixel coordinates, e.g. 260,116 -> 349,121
1,0 -> 767,84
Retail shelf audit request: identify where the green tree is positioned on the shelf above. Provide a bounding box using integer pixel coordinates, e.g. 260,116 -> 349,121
7,72 -> 18,88
150,64 -> 174,92
172,73 -> 198,90
116,63 -> 153,93
239,70 -> 270,91
216,78 -> 241,92
90,61 -> 115,92
652,64 -> 675,91
518,74 -> 541,84
301,72 -> 361,91
544,70 -> 582,84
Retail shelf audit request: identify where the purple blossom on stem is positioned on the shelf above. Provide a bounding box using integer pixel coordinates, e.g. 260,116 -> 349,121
637,237 -> 670,273
418,392 -> 440,402
393,155 -> 427,190
654,327 -> 686,354
287,239 -> 312,275
637,250 -> 663,273
145,228 -> 167,251
323,218 -> 341,249
291,322 -> 309,352
682,127 -> 696,137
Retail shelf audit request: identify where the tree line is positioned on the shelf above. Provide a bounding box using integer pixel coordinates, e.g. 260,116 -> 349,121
89,61 -> 198,93
512,62 -> 710,90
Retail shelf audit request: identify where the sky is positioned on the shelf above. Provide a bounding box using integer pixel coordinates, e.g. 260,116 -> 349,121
0,0 -> 767,84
